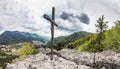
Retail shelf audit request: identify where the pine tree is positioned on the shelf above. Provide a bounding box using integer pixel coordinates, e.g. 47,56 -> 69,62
95,15 -> 108,52
93,15 -> 108,68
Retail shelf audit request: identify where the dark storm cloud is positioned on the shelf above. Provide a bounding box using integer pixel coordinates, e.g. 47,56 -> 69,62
76,13 -> 90,24
57,11 -> 90,32
60,12 -> 90,24
60,12 -> 73,20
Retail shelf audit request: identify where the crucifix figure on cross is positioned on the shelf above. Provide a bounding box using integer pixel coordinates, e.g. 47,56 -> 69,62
43,7 -> 58,60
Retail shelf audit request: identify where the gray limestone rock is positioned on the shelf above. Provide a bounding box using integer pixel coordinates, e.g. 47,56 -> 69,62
6,48 -> 120,69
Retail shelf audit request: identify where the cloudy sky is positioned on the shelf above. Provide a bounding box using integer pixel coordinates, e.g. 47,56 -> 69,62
0,0 -> 120,37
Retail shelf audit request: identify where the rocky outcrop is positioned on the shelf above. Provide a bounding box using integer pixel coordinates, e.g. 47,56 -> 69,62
59,49 -> 120,69
6,48 -> 120,69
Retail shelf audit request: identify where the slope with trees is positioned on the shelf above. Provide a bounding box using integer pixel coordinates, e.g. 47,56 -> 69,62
66,16 -> 120,53
47,31 -> 90,50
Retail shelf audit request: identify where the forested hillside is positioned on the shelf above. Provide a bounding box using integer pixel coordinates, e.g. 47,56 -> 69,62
0,31 -> 48,45
66,16 -> 120,52
47,31 -> 90,50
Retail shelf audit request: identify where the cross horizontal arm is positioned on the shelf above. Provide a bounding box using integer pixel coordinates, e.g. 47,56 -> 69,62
43,14 -> 58,27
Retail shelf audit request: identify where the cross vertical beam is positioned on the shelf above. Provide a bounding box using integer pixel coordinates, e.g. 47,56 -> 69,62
43,7 -> 58,61
51,7 -> 55,60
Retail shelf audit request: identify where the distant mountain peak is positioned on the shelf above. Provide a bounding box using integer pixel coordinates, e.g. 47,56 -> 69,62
0,31 -> 49,45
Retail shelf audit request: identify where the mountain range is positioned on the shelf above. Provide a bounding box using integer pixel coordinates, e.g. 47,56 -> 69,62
0,31 -> 49,45
0,31 -> 90,47
47,31 -> 90,50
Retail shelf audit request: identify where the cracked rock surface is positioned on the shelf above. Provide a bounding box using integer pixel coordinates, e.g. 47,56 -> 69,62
6,48 -> 120,69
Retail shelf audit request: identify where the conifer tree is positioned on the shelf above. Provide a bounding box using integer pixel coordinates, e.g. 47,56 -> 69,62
95,15 -> 108,52
93,15 -> 108,68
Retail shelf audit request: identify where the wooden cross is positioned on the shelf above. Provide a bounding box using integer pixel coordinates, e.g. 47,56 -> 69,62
43,7 -> 58,60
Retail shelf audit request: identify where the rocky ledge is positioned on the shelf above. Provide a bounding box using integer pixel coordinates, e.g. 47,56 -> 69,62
6,48 -> 120,69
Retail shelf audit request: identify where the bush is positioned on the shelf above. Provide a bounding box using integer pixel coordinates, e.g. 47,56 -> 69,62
17,43 -> 37,57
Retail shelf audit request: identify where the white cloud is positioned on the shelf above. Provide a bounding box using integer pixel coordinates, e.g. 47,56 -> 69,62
0,0 -> 42,34
0,0 -> 120,37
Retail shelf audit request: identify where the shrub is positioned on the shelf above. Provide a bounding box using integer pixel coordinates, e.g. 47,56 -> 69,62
17,43 -> 37,57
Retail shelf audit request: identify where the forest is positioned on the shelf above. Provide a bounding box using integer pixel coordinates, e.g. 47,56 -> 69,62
66,15 -> 120,53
